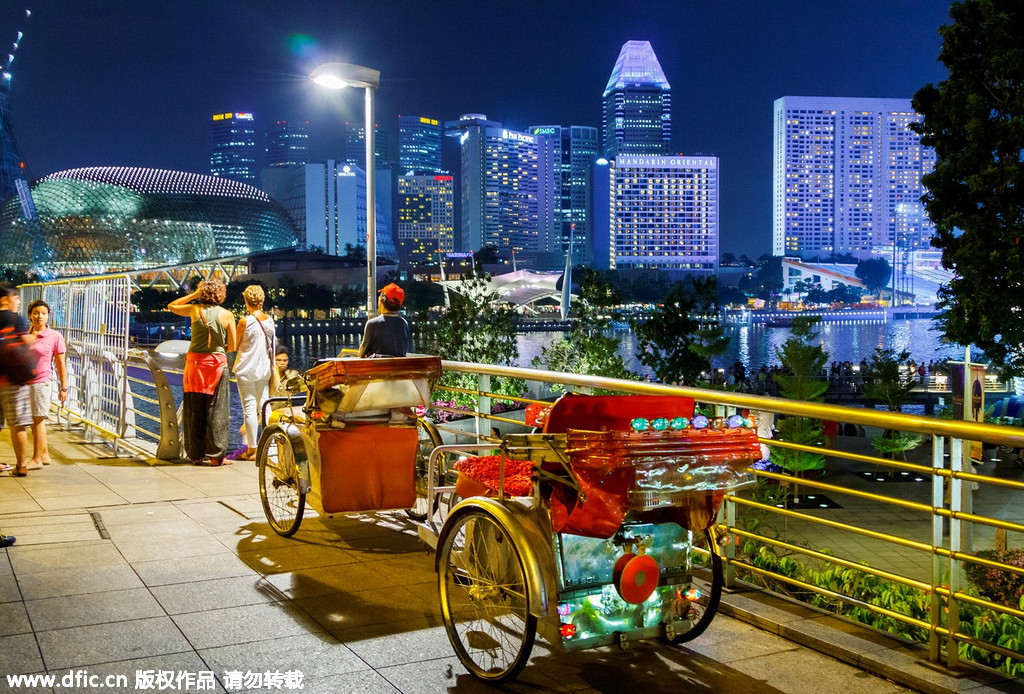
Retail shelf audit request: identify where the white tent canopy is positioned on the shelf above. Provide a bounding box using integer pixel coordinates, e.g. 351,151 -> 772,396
438,269 -> 571,314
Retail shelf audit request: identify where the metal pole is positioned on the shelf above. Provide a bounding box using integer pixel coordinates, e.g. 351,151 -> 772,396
365,86 -> 377,317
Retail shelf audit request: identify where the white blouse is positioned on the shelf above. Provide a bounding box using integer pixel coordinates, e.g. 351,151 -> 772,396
232,314 -> 275,382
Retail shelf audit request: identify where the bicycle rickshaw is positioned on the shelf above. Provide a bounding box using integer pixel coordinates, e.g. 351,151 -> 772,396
428,392 -> 761,682
255,355 -> 443,536
256,358 -> 759,684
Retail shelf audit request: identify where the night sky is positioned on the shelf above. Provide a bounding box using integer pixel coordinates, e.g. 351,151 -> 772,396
2,0 -> 953,257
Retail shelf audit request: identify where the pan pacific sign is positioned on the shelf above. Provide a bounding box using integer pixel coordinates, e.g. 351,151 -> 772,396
617,155 -> 717,169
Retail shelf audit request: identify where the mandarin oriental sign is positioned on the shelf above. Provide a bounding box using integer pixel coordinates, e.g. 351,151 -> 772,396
617,155 -> 717,168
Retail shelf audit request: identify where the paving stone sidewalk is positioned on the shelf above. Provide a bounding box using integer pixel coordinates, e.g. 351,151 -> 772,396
0,424 -> 1015,693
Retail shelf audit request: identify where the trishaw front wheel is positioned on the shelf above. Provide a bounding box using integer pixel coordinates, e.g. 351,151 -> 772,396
258,429 -> 306,537
674,527 -> 723,643
438,507 -> 536,682
406,418 -> 443,521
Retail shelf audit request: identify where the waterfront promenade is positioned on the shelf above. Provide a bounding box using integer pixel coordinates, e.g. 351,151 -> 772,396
0,425 -> 1016,693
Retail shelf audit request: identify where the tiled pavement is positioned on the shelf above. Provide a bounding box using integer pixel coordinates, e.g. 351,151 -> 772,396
0,423 -> 1018,694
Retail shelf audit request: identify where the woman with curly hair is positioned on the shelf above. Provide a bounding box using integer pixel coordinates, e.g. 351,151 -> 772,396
168,279 -> 237,465
232,284 -> 275,460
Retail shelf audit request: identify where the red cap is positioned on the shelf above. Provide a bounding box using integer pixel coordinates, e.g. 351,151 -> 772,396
378,282 -> 405,304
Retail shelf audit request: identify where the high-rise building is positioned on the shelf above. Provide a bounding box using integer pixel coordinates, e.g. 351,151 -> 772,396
445,114 -> 554,256
209,112 -> 257,186
590,157 -> 613,270
398,115 -> 443,174
529,125 -> 599,263
772,96 -> 936,260
602,41 -> 672,159
610,155 -> 718,274
343,122 -> 393,170
265,120 -> 309,168
397,173 -> 454,265
304,160 -> 396,259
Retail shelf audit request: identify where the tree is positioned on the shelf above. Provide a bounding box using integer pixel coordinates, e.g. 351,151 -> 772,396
739,255 -> 783,302
430,276 -> 523,404
343,243 -> 366,263
772,317 -> 829,477
862,347 -> 923,458
911,0 -> 1024,374
854,258 -> 892,297
635,278 -> 729,386
533,268 -> 634,389
718,284 -> 748,306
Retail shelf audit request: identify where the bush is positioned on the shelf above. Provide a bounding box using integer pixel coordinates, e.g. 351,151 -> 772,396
964,549 -> 1024,609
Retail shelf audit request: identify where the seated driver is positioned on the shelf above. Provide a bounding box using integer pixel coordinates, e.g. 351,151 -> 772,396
358,283 -> 410,358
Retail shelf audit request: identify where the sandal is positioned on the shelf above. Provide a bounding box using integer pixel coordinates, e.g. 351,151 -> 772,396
12,466 -> 27,477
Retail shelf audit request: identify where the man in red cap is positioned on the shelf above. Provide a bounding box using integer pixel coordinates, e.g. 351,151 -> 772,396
358,283 -> 410,357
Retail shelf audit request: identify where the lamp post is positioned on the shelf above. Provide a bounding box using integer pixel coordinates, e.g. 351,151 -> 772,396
310,61 -> 381,316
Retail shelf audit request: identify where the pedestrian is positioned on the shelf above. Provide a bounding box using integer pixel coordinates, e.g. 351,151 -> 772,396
25,300 -> 68,468
358,283 -> 410,358
267,344 -> 304,425
167,279 -> 237,466
0,285 -> 35,477
823,420 -> 839,448
232,285 -> 274,461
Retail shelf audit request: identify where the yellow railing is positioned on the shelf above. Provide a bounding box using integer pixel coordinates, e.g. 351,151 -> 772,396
438,360 -> 1024,677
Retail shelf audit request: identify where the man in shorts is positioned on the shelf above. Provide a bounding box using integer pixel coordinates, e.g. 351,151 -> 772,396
0,285 -> 35,476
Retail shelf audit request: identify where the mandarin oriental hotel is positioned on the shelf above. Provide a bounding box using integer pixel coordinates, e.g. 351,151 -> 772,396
610,155 -> 718,273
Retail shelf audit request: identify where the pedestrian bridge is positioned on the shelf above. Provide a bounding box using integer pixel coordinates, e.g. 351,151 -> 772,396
6,268 -> 1024,689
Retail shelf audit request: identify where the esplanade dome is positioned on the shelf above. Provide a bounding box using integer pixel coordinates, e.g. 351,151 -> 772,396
0,166 -> 299,276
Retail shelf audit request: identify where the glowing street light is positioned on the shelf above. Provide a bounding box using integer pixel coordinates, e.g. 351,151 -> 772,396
310,61 -> 381,316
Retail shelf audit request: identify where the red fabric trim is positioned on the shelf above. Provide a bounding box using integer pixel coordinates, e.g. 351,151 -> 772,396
183,353 -> 227,395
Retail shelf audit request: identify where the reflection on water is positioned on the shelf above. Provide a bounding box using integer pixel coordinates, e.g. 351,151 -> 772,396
281,318 -> 964,377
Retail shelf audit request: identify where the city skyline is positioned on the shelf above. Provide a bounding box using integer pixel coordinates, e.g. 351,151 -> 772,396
2,0 -> 952,257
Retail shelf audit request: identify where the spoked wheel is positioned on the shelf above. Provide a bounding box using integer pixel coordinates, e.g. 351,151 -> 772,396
674,527 -> 723,642
407,418 -> 443,521
438,508 -> 536,682
258,428 -> 306,537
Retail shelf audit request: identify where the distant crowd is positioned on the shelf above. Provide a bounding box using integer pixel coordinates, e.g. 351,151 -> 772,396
702,357 -> 952,396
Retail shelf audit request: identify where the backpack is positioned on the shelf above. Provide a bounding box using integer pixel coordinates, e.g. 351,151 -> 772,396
0,326 -> 36,385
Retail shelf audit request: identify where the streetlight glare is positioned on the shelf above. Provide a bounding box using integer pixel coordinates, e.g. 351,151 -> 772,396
311,74 -> 350,90
309,62 -> 381,90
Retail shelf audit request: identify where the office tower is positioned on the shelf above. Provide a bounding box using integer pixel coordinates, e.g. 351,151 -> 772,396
397,173 -> 454,264
209,112 -> 257,186
445,114 -> 554,256
398,115 -> 443,174
304,161 -> 396,259
772,96 -> 936,260
611,155 -> 718,273
590,157 -> 613,270
602,41 -> 671,159
265,120 -> 309,167
343,122 -> 393,169
529,125 -> 599,263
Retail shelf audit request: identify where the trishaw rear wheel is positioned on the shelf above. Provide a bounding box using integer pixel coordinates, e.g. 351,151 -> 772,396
258,429 -> 306,537
438,508 -> 536,682
674,527 -> 722,643
406,418 -> 443,521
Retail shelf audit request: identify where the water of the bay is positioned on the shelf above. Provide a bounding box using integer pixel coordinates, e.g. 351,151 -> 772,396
283,317 -> 965,377
192,317 -> 967,453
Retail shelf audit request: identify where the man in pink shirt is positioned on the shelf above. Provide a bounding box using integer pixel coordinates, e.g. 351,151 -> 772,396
25,299 -> 67,468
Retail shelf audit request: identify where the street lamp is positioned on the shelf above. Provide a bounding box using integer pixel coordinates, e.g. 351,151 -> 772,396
310,61 -> 381,316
